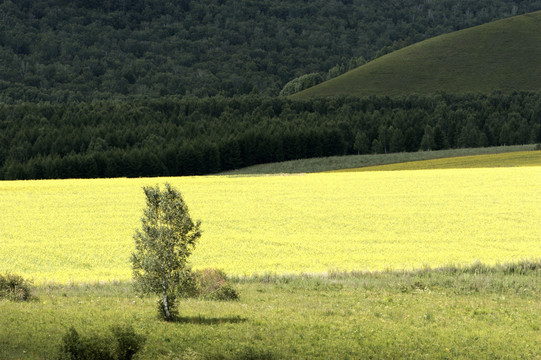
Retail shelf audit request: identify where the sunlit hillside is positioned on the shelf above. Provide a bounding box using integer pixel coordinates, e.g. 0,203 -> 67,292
294,11 -> 541,98
335,150 -> 541,172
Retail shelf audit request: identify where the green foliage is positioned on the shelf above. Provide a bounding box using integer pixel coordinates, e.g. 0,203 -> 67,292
1,0 -> 541,101
279,73 -> 323,96
2,93 -> 541,180
0,273 -> 32,301
196,269 -> 239,301
58,325 -> 145,360
176,269 -> 239,301
353,132 -> 370,154
208,283 -> 240,302
58,327 -> 85,360
420,125 -> 435,151
58,326 -> 114,360
196,269 -> 229,298
110,325 -> 146,360
174,269 -> 201,299
325,56 -> 367,81
156,293 -> 179,321
131,183 -> 201,321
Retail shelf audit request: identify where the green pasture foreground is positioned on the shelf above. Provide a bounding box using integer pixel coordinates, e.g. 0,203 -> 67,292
2,264 -> 541,359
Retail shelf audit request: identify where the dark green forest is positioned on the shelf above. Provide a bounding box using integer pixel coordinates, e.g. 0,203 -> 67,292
2,0 -> 541,101
2,93 -> 540,179
2,1 -> 541,179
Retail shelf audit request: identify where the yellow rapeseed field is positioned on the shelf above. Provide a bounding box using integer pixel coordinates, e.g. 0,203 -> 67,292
0,167 -> 540,283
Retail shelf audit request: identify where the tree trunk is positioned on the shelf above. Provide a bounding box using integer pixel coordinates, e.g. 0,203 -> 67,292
163,285 -> 171,320
163,290 -> 171,320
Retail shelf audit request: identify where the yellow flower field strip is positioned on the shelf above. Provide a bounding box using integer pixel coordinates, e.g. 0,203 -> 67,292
0,167 -> 540,283
335,150 -> 541,172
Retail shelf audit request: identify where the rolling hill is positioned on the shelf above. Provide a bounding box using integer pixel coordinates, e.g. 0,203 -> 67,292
1,0 -> 541,102
293,11 -> 541,98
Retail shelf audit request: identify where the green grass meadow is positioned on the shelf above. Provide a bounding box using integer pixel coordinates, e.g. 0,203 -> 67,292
3,264 -> 541,359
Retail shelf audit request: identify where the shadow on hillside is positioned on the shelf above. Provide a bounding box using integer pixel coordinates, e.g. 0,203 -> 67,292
174,315 -> 247,325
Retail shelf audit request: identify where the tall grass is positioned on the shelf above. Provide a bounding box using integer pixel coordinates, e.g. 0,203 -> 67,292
3,260 -> 541,359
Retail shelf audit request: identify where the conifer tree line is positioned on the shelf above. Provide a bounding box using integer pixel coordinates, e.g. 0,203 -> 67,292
1,0 -> 541,101
1,92 -> 540,180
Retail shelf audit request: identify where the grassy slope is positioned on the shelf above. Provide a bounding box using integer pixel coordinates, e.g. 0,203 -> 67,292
337,149 -> 541,172
293,11 -> 541,98
221,145 -> 536,175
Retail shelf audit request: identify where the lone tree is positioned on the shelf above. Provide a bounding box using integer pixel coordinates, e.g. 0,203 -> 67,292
131,183 -> 201,321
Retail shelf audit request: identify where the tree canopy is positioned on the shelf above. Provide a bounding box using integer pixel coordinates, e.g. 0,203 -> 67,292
131,183 -> 201,321
1,93 -> 540,180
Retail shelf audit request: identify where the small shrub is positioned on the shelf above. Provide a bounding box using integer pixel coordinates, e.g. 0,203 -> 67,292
198,268 -> 228,295
535,143 -> 541,150
207,283 -> 239,301
0,273 -> 32,301
58,325 -> 145,360
176,268 -> 239,301
58,327 -> 85,360
84,336 -> 116,360
57,326 -> 114,360
111,324 -> 146,360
